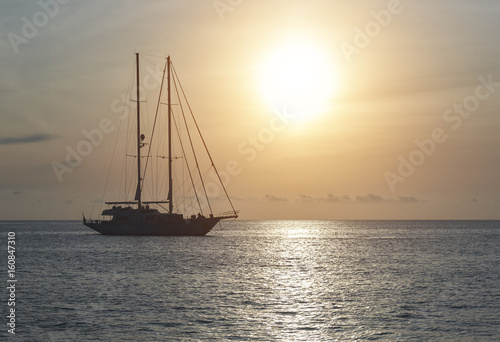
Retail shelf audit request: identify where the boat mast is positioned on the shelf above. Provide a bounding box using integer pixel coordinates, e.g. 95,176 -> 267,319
135,53 -> 142,208
167,56 -> 173,214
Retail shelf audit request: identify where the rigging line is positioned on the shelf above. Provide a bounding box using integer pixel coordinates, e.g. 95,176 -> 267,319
170,86 -> 189,189
124,62 -> 139,202
172,164 -> 195,199
158,90 -> 170,199
102,118 -> 123,215
121,85 -> 136,204
101,59 -> 136,217
140,52 -> 167,59
139,55 -> 157,67
181,151 -> 186,214
172,67 -> 211,215
171,63 -> 238,215
124,87 -> 134,201
171,89 -> 203,213
172,172 -> 199,212
141,55 -> 166,79
141,58 -> 168,197
140,73 -> 154,201
154,108 -> 163,200
155,109 -> 170,201
218,216 -> 237,232
157,154 -> 168,200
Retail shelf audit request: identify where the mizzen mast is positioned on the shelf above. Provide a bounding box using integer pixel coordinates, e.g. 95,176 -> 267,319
167,56 -> 173,214
135,52 -> 142,208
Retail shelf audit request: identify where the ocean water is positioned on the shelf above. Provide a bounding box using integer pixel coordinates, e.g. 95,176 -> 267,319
1,220 -> 499,341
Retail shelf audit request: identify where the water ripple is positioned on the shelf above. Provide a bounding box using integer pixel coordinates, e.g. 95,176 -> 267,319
1,220 -> 499,341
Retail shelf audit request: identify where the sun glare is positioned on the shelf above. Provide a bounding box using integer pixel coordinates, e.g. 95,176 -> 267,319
260,41 -> 337,121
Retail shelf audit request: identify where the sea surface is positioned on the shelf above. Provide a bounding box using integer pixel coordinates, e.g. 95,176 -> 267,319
0,220 -> 499,341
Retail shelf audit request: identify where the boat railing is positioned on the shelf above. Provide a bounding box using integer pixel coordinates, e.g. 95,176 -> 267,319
217,210 -> 239,219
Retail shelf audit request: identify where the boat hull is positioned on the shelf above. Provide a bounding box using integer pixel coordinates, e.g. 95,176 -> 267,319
83,217 -> 221,236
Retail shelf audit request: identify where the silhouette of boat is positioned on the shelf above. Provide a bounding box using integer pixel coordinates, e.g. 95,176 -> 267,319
83,53 -> 238,235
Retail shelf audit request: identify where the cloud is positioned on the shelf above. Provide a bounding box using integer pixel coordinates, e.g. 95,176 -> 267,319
355,194 -> 427,204
322,194 -> 351,202
264,194 -> 288,202
298,194 -> 315,202
0,133 -> 58,145
295,193 -> 427,204
397,196 -> 425,203
356,193 -> 385,203
297,194 -> 351,203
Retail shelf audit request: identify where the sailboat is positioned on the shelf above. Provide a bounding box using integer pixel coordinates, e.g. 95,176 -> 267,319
83,53 -> 238,235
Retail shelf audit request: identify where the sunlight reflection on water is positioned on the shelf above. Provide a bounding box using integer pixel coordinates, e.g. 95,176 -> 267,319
3,220 -> 499,341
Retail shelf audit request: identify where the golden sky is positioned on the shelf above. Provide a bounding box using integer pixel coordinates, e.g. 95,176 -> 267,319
1,0 -> 500,219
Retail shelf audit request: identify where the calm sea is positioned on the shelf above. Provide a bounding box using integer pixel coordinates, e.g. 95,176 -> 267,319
0,220 -> 499,341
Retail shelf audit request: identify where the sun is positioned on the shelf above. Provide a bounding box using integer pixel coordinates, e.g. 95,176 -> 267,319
259,41 -> 337,121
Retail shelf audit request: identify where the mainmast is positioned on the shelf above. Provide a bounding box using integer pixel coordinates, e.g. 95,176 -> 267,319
167,56 -> 173,214
135,53 -> 142,208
